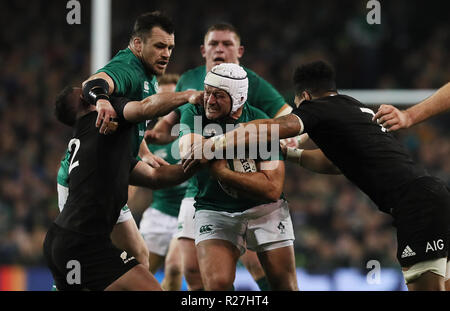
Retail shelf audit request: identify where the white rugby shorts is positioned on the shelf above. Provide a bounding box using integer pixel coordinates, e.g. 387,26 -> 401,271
194,199 -> 295,255
139,207 -> 178,256
176,197 -> 196,240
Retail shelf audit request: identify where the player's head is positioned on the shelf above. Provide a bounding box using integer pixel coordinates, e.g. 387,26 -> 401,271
157,73 -> 180,93
201,23 -> 244,72
54,87 -> 89,127
293,60 -> 337,107
203,63 -> 248,120
129,11 -> 175,76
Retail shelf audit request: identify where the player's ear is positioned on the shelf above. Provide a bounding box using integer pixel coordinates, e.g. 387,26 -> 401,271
237,45 -> 244,58
133,37 -> 143,53
200,45 -> 206,58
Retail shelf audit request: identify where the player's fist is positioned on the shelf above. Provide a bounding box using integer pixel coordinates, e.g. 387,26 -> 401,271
187,90 -> 204,105
372,104 -> 412,132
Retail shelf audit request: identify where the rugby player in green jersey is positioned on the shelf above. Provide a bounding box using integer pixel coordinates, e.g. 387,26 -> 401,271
177,63 -> 298,291
54,12 -> 202,290
146,23 -> 293,291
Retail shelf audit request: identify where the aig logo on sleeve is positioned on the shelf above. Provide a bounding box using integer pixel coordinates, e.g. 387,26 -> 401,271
425,239 -> 444,253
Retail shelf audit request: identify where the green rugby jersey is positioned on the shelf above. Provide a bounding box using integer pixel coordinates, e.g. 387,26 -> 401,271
97,48 -> 158,157
179,104 -> 284,213
57,150 -> 71,187
147,139 -> 187,217
175,65 -> 286,199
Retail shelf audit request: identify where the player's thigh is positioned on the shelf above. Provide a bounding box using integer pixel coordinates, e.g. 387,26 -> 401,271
105,264 -> 162,291
111,214 -> 147,260
195,210 -> 246,289
127,185 -> 152,214
196,239 -> 241,290
393,177 -> 450,281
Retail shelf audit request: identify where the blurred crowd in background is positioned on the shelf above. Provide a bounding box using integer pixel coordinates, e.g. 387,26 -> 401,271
0,0 -> 449,274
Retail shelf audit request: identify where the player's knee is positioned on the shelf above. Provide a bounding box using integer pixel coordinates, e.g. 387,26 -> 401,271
204,272 -> 234,291
165,261 -> 182,279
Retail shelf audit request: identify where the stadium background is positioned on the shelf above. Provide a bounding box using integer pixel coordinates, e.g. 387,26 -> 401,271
0,0 -> 448,290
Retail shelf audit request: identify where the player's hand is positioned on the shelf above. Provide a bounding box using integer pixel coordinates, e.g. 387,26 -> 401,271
209,159 -> 227,178
279,141 -> 288,157
372,104 -> 412,132
181,138 -> 209,173
144,129 -> 159,144
187,91 -> 204,105
141,153 -> 169,168
96,99 -> 118,134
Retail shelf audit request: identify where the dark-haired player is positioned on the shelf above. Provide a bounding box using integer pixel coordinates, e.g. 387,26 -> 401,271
44,85 -> 200,291
53,12 -> 184,290
187,61 -> 450,291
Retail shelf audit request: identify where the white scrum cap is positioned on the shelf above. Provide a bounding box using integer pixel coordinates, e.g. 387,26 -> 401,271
204,63 -> 248,115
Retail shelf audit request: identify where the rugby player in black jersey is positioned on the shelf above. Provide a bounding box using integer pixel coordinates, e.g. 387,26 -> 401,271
183,61 -> 450,291
43,83 -> 201,291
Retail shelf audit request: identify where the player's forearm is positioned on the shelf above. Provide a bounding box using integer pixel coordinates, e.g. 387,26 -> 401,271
130,163 -> 193,190
145,118 -> 178,145
216,115 -> 302,154
216,169 -> 282,202
150,164 -> 195,190
141,91 -> 194,119
406,82 -> 450,126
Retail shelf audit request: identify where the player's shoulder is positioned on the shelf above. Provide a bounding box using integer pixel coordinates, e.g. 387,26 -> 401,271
101,48 -> 142,71
244,104 -> 270,120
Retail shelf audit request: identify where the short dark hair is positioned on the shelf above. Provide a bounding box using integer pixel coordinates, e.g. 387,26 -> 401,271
204,23 -> 241,44
130,11 -> 174,42
54,86 -> 77,127
157,73 -> 180,86
293,61 -> 337,96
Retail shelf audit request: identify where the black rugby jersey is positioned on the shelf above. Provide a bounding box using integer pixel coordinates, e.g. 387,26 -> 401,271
55,97 -> 138,235
292,94 -> 428,213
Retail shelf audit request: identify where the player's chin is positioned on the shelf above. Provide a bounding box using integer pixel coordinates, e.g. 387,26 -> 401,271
152,64 -> 167,76
205,110 -> 222,120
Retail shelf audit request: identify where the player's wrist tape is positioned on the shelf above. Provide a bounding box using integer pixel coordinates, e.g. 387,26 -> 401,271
286,147 -> 304,165
82,78 -> 110,105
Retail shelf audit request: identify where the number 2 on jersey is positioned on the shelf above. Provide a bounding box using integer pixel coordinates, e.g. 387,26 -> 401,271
68,138 -> 81,174
360,108 -> 387,132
